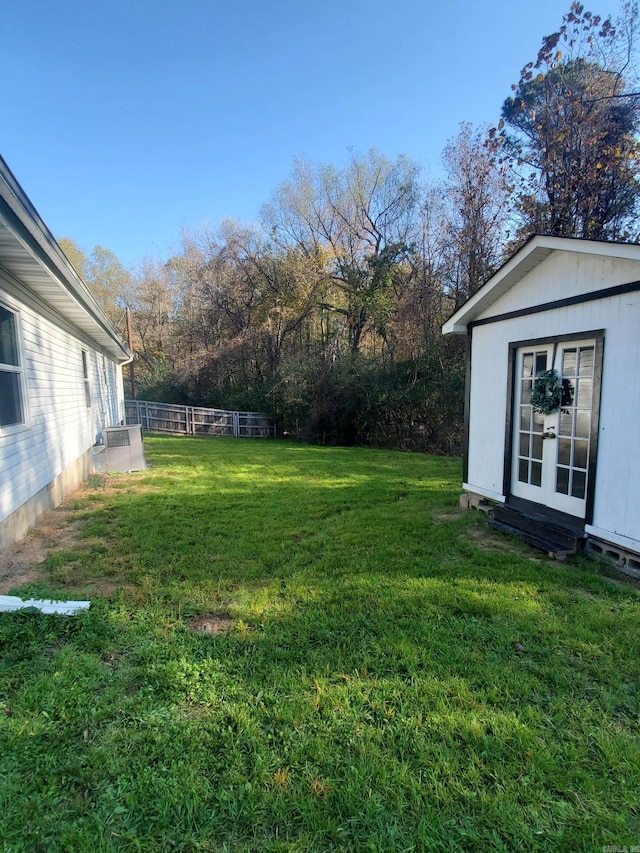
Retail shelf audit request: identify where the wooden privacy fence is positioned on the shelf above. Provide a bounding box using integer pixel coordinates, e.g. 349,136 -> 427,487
125,400 -> 274,438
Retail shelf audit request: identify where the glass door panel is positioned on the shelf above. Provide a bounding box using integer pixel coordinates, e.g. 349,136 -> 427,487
511,339 -> 596,518
515,349 -> 548,490
511,346 -> 553,503
553,344 -> 594,505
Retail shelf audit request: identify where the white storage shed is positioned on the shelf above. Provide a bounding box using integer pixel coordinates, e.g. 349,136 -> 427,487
443,234 -> 640,566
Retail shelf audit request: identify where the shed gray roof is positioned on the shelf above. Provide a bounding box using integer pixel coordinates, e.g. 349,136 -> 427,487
442,234 -> 640,335
0,156 -> 131,362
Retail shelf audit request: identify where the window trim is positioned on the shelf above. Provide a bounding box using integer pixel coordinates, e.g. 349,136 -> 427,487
0,299 -> 29,435
503,330 -> 604,525
81,350 -> 92,408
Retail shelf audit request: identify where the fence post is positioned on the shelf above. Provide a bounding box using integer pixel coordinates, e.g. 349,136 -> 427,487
233,411 -> 240,438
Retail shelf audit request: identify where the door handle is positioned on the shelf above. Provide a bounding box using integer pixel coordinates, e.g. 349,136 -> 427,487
542,430 -> 556,440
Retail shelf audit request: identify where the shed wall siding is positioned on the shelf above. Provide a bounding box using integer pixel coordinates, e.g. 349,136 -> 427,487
0,281 -> 123,523
467,289 -> 640,547
475,252 -> 640,322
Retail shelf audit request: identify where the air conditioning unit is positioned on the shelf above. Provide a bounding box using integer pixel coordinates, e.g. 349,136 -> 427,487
103,424 -> 146,472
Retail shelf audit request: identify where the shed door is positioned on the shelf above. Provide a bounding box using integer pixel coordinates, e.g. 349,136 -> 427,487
511,339 -> 597,519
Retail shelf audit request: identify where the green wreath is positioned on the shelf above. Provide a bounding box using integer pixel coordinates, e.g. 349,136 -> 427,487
530,369 -> 562,415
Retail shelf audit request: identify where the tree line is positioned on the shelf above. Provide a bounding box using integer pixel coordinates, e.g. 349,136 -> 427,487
61,3 -> 640,454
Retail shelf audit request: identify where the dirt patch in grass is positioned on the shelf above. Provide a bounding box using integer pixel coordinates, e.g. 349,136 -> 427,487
469,524 -> 639,586
431,509 -> 466,524
0,506 -> 89,594
468,523 -> 543,557
0,474 -> 149,595
185,613 -> 234,635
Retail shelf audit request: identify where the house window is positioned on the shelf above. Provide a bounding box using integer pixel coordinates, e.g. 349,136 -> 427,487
0,304 -> 26,428
82,350 -> 91,407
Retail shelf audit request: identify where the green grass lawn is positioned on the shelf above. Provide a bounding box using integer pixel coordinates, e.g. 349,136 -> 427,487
1,436 -> 639,852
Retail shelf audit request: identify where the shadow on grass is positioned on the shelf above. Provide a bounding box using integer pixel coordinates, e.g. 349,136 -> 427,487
2,436 -> 639,850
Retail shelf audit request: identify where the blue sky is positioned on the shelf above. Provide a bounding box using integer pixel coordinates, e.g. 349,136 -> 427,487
1,0 -> 625,267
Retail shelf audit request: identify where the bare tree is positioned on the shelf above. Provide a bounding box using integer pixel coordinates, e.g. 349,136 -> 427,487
264,150 -> 420,354
443,123 -> 511,304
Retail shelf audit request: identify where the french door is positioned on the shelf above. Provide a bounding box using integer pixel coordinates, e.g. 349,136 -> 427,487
511,339 -> 597,519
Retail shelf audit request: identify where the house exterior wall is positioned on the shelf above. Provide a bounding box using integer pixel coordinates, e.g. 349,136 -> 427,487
0,272 -> 124,542
466,250 -> 640,551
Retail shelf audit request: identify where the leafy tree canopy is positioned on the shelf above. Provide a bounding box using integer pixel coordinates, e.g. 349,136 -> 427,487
492,2 -> 640,241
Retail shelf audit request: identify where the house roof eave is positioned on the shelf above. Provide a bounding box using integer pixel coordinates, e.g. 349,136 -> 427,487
0,156 -> 131,363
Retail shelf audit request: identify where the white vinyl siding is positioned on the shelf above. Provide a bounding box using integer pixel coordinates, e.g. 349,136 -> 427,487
465,252 -> 640,552
0,281 -> 124,524
474,252 -> 640,322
